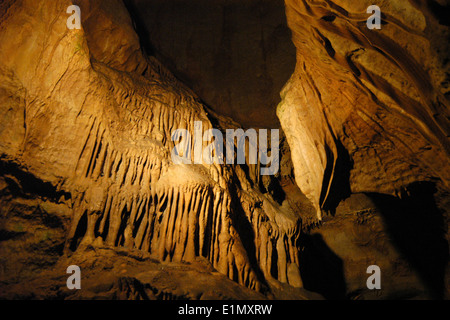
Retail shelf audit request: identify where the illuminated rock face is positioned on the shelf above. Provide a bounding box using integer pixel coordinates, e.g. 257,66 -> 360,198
0,0 -> 448,300
278,0 -> 450,217
0,0 -> 309,298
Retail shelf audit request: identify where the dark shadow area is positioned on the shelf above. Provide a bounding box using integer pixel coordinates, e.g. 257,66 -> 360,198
0,160 -> 71,202
298,233 -> 347,300
122,0 -> 156,56
320,140 -> 353,215
122,0 -> 296,128
69,210 -> 88,252
0,229 -> 26,241
117,206 -> 131,247
368,182 -> 449,300
228,173 -> 270,292
428,0 -> 450,26
264,177 -> 286,205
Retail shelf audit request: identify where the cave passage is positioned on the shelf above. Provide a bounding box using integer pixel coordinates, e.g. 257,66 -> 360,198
369,183 -> 449,300
124,0 -> 297,129
0,0 -> 448,302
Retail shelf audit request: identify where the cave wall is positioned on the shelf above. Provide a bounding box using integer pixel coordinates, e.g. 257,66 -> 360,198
0,0 -> 311,299
0,0 -> 448,300
278,0 -> 450,217
124,0 -> 297,128
276,0 -> 450,299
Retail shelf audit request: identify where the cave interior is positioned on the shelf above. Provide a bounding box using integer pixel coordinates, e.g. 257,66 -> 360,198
0,0 -> 449,300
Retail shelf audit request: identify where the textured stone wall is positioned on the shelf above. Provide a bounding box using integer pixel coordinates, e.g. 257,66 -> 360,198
278,0 -> 450,217
0,0 -> 448,300
0,0 -> 308,298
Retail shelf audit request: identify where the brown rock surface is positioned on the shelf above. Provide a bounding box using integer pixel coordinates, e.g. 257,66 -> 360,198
124,0 -> 297,128
0,0 -> 311,299
276,0 -> 450,299
278,0 -> 450,217
0,0 -> 448,300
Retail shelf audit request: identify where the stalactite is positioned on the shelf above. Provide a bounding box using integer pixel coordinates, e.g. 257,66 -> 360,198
64,57 -> 307,294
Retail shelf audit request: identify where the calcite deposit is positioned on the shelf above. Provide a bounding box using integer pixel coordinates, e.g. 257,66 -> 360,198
0,0 -> 310,299
278,0 -> 450,217
0,0 -> 448,300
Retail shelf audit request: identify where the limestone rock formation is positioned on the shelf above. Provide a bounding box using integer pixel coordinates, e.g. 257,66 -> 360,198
0,0 -> 311,299
276,0 -> 450,299
0,0 -> 448,300
278,0 -> 450,217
